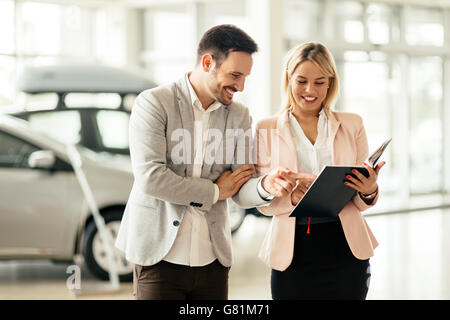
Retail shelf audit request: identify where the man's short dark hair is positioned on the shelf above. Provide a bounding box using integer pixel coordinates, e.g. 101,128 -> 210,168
197,24 -> 258,66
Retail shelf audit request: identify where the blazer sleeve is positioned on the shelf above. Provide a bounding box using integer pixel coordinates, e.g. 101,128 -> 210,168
231,107 -> 273,208
253,121 -> 296,216
350,115 -> 380,211
129,91 -> 215,211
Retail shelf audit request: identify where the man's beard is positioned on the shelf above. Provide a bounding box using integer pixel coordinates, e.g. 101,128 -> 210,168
209,83 -> 237,106
207,72 -> 236,106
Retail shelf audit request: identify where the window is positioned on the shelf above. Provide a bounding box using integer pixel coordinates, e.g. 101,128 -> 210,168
143,8 -> 195,85
284,0 -> 320,40
409,56 -> 443,193
94,8 -> 126,65
405,6 -> 444,46
27,111 -> 82,145
0,2 -> 127,109
0,131 -> 39,168
367,3 -> 391,45
18,2 -> 61,55
0,0 -> 15,54
341,56 -> 397,192
0,56 -> 16,108
336,1 -> 364,43
96,110 -> 129,150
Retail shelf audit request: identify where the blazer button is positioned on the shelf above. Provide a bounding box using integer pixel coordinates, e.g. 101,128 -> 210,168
173,220 -> 180,227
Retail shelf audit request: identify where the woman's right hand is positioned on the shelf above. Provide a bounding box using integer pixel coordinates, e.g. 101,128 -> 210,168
291,176 -> 316,205
261,167 -> 316,198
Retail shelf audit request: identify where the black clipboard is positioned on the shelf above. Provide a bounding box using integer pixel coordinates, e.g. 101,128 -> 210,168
289,165 -> 369,218
289,138 -> 391,218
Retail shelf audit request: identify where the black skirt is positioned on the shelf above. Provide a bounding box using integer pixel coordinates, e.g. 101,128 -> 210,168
271,220 -> 370,300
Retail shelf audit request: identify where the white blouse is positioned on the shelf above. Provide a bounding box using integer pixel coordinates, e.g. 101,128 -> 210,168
288,110 -> 333,176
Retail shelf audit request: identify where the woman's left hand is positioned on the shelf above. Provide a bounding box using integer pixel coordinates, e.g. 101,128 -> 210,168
344,161 -> 386,195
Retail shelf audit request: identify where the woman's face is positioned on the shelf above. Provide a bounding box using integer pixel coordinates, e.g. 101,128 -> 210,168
290,60 -> 330,114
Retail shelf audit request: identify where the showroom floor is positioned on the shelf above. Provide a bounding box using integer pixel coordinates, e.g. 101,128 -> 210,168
1,208 -> 450,300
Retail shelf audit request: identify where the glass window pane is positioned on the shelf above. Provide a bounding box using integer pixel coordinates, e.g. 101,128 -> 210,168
342,61 -> 391,147
143,9 -> 194,85
19,2 -> 61,55
336,1 -> 364,43
409,57 -> 442,193
0,131 -> 39,168
96,110 -> 129,150
65,93 -> 121,108
367,4 -> 390,45
0,0 -> 15,54
284,0 -> 320,40
344,20 -> 364,43
27,111 -> 82,145
152,63 -> 188,87
341,60 -> 398,192
94,8 -> 126,65
0,56 -> 16,108
18,92 -> 59,111
153,12 -> 194,54
343,50 -> 369,62
405,6 -> 444,46
60,6 -> 95,59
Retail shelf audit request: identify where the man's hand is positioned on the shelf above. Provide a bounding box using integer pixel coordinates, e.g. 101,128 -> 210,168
216,164 -> 255,201
262,167 -> 316,198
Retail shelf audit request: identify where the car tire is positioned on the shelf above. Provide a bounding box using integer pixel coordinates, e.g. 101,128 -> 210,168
82,209 -> 133,282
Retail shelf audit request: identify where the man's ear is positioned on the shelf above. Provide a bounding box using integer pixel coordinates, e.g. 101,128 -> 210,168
201,54 -> 214,72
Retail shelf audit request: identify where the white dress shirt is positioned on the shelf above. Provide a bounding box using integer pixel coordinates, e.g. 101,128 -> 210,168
288,109 -> 332,175
163,74 -> 221,267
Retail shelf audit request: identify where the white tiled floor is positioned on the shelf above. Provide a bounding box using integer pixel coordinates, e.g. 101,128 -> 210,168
1,208 -> 450,300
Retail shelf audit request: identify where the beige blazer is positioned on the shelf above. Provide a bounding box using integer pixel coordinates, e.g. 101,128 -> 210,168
115,76 -> 270,267
255,110 -> 379,271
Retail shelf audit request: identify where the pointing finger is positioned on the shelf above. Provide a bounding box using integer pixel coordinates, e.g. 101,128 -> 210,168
291,172 -> 316,181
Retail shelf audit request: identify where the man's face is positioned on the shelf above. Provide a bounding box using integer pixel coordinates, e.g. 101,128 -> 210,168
205,51 -> 253,106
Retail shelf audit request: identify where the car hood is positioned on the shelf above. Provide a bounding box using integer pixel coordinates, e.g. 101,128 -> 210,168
74,146 -> 132,174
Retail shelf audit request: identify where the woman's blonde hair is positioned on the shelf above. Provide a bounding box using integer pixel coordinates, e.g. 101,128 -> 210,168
280,42 -> 339,113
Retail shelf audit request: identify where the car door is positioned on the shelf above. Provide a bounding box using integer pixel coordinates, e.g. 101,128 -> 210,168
0,130 -> 73,257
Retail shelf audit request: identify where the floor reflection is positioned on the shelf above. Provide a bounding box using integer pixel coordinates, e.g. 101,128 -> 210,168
0,208 -> 449,300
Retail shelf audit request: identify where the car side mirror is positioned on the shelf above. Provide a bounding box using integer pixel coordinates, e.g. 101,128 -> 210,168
28,150 -> 56,169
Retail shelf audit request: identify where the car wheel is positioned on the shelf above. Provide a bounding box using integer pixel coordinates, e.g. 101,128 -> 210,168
228,199 -> 246,234
82,209 -> 132,282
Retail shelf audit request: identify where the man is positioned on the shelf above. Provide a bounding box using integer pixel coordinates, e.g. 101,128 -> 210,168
115,24 -> 305,300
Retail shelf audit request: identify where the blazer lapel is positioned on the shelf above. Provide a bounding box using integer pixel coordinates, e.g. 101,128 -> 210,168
325,109 -> 342,165
175,76 -> 195,176
274,112 -> 298,171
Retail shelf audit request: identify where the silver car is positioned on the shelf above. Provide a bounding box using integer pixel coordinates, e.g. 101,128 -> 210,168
0,114 -> 134,281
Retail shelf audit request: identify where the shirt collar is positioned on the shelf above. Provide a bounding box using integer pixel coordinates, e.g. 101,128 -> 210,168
288,108 -> 328,122
185,73 -> 222,113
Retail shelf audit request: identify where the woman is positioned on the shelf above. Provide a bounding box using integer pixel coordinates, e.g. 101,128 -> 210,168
255,42 -> 385,300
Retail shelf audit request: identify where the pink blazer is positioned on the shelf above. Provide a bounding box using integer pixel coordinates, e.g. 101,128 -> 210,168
255,110 -> 379,271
